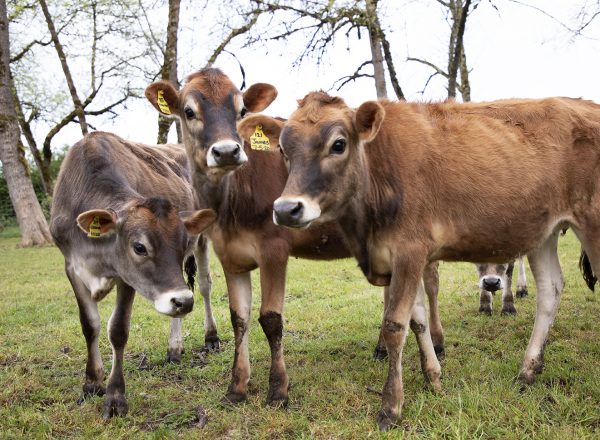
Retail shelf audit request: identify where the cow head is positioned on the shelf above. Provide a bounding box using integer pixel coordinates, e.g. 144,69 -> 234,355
273,91 -> 385,228
77,199 -> 216,317
476,263 -> 509,293
145,68 -> 277,180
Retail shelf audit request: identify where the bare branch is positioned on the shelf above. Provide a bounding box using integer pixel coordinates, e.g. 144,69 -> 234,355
407,57 -> 449,78
332,60 -> 373,91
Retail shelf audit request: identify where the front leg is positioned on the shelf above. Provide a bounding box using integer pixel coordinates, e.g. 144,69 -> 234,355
516,255 -> 528,298
423,262 -> 444,358
222,271 -> 252,404
102,281 -> 135,419
501,261 -> 517,315
65,265 -> 105,401
166,318 -> 183,363
377,249 -> 426,431
258,246 -> 289,407
195,234 -> 220,351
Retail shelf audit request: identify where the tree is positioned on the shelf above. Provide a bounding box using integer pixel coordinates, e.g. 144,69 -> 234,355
0,0 -> 52,246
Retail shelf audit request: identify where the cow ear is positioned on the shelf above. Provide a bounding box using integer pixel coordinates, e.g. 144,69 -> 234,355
243,83 -> 278,113
354,101 -> 385,143
238,114 -> 284,150
145,80 -> 180,117
180,209 -> 217,235
77,209 -> 117,238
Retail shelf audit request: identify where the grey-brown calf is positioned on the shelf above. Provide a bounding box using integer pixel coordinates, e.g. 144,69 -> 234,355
476,256 -> 528,315
50,132 -> 215,418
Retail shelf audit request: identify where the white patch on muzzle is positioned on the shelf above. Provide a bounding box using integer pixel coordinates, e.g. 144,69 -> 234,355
206,139 -> 247,168
273,196 -> 322,227
154,289 -> 194,316
478,275 -> 504,291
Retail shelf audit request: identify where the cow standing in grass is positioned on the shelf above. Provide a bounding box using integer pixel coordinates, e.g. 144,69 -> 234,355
50,132 -> 216,418
476,255 -> 528,315
145,69 -> 443,407
273,92 -> 600,430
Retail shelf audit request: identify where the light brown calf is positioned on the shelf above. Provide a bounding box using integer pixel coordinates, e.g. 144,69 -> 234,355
273,92 -> 600,430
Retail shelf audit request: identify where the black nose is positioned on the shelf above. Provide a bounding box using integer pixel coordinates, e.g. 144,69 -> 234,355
273,200 -> 304,225
211,143 -> 242,166
482,277 -> 502,292
171,296 -> 194,314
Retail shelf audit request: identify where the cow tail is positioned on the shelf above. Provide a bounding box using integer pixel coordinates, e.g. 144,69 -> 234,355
184,255 -> 197,291
579,249 -> 597,292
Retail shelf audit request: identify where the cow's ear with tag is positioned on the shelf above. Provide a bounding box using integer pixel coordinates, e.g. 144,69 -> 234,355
354,101 -> 385,143
180,209 -> 217,235
238,114 -> 284,151
77,209 -> 118,238
242,83 -> 278,113
145,80 -> 180,117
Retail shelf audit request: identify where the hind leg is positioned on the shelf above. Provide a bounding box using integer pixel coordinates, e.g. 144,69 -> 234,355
519,231 -> 563,385
501,261 -> 517,315
516,256 -> 528,298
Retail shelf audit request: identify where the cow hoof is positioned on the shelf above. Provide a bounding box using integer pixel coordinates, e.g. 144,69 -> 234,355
478,306 -> 492,316
266,394 -> 288,408
516,288 -> 528,298
82,383 -> 105,399
102,394 -> 128,420
376,409 -> 399,432
203,336 -> 221,353
165,352 -> 182,364
501,306 -> 517,316
517,370 -> 536,386
434,344 -> 445,360
221,392 -> 247,405
372,344 -> 388,361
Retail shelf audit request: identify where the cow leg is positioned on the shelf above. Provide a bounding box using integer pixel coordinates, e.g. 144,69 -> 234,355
501,260 -> 517,315
66,265 -> 105,400
410,280 -> 442,391
518,231 -> 563,385
373,287 -> 389,361
258,248 -> 289,407
423,262 -> 444,358
195,234 -> 220,351
222,271 -> 252,404
516,256 -> 528,298
479,288 -> 493,315
166,318 -> 183,363
377,250 -> 425,431
102,281 -> 135,419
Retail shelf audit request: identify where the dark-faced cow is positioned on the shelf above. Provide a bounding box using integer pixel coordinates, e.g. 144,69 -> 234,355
145,69 -> 443,407
476,255 -> 528,315
273,92 -> 600,430
50,132 -> 216,418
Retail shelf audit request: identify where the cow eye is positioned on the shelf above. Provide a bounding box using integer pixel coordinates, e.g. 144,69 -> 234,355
240,107 -> 247,118
133,241 -> 148,256
184,106 -> 195,119
330,139 -> 346,155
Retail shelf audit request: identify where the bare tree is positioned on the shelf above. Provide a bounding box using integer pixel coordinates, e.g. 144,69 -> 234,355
0,0 -> 52,246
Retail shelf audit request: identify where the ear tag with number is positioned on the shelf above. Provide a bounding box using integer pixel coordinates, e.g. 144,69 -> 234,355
250,125 -> 270,151
88,215 -> 101,238
157,90 -> 171,115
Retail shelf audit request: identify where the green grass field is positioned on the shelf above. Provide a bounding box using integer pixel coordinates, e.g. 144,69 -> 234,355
0,230 -> 599,439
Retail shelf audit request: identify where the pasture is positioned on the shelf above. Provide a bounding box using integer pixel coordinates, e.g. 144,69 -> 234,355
0,228 -> 599,439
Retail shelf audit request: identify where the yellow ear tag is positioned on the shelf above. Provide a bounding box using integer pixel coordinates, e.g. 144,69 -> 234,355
88,215 -> 101,238
156,90 -> 171,115
250,125 -> 270,151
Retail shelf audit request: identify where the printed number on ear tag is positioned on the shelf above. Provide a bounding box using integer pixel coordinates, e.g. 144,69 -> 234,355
250,125 -> 270,151
157,90 -> 171,115
88,216 -> 101,238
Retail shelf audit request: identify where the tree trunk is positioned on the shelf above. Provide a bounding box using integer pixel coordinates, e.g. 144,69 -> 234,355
0,0 -> 52,246
157,0 -> 181,144
447,0 -> 471,99
39,0 -> 88,136
365,0 -> 387,99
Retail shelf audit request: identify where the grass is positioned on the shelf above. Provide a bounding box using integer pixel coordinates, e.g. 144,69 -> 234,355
0,230 -> 599,439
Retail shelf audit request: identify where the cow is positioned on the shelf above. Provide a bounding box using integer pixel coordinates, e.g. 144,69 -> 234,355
272,91 -> 600,430
144,68 -> 443,408
476,255 -> 528,315
50,131 -> 216,419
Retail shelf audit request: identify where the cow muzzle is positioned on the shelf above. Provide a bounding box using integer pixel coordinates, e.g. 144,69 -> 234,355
273,196 -> 321,229
480,275 -> 503,293
206,140 -> 247,169
154,289 -> 194,317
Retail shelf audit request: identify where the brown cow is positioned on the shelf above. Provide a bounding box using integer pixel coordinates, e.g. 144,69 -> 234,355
50,132 -> 215,418
145,69 -> 442,407
272,92 -> 600,430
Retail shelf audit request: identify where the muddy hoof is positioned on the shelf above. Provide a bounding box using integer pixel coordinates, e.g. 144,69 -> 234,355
516,288 -> 528,298
204,336 -> 221,353
165,352 -> 182,363
82,383 -> 105,398
266,393 -> 288,408
478,306 -> 492,316
376,409 -> 399,432
517,370 -> 536,386
501,305 -> 517,315
434,345 -> 445,360
221,391 -> 247,405
102,394 -> 128,420
372,345 -> 388,361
